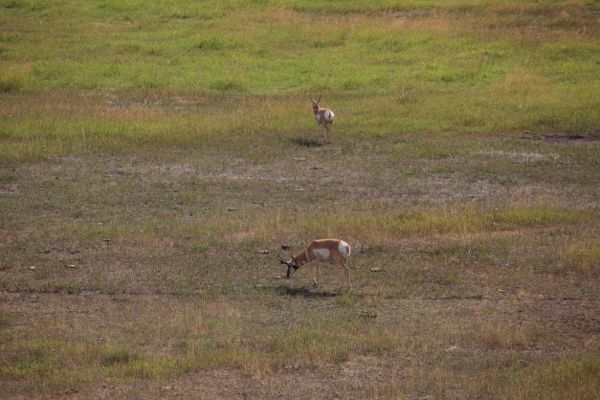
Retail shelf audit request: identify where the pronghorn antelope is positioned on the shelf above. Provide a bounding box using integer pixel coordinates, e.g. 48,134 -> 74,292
278,239 -> 351,287
311,95 -> 335,143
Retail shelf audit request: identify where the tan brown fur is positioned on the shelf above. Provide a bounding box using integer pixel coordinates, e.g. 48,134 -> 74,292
289,238 -> 351,288
311,97 -> 335,143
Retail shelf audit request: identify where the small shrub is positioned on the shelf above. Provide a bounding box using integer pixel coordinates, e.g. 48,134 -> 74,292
195,37 -> 226,51
209,79 -> 245,92
474,322 -> 544,350
100,348 -> 134,366
0,0 -> 22,9
0,71 -> 24,92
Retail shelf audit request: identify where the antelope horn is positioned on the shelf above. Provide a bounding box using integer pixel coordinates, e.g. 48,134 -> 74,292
317,94 -> 321,102
277,255 -> 292,266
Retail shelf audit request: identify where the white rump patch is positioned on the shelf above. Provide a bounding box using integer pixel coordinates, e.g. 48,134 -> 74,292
313,248 -> 330,261
338,241 -> 350,257
325,110 -> 334,122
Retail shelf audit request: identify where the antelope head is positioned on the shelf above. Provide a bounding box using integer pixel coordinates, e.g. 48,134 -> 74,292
311,95 -> 321,113
277,254 -> 300,278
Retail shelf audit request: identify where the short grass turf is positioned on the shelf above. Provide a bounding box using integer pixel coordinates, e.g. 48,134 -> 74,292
1,1 -> 600,399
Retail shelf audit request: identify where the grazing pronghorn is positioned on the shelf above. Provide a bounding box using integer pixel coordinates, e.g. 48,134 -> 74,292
278,239 -> 351,288
311,95 -> 335,143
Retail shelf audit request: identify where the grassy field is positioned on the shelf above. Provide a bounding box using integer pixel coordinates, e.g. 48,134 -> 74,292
1,1 -> 600,399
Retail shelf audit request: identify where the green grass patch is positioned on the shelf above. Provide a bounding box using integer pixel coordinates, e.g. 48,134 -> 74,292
508,355 -> 600,400
557,238 -> 600,276
1,0 -> 599,162
0,68 -> 26,92
294,205 -> 589,245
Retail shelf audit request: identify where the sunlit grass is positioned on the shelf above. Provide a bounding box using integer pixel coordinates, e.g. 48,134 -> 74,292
1,1 -> 599,398
1,1 -> 599,161
291,205 -> 590,246
507,355 -> 600,400
2,89 -> 599,163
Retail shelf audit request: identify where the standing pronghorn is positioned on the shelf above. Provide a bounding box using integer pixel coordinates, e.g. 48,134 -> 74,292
311,95 -> 335,143
278,239 -> 351,288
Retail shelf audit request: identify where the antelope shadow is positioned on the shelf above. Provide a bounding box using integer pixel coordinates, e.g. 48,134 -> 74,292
289,137 -> 322,147
274,285 -> 339,298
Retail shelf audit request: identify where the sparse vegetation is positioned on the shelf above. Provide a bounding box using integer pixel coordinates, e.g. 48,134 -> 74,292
557,238 -> 600,276
1,0 -> 599,399
506,355 -> 600,400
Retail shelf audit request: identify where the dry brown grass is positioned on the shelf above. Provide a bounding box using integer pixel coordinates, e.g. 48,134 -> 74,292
1,133 -> 599,398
